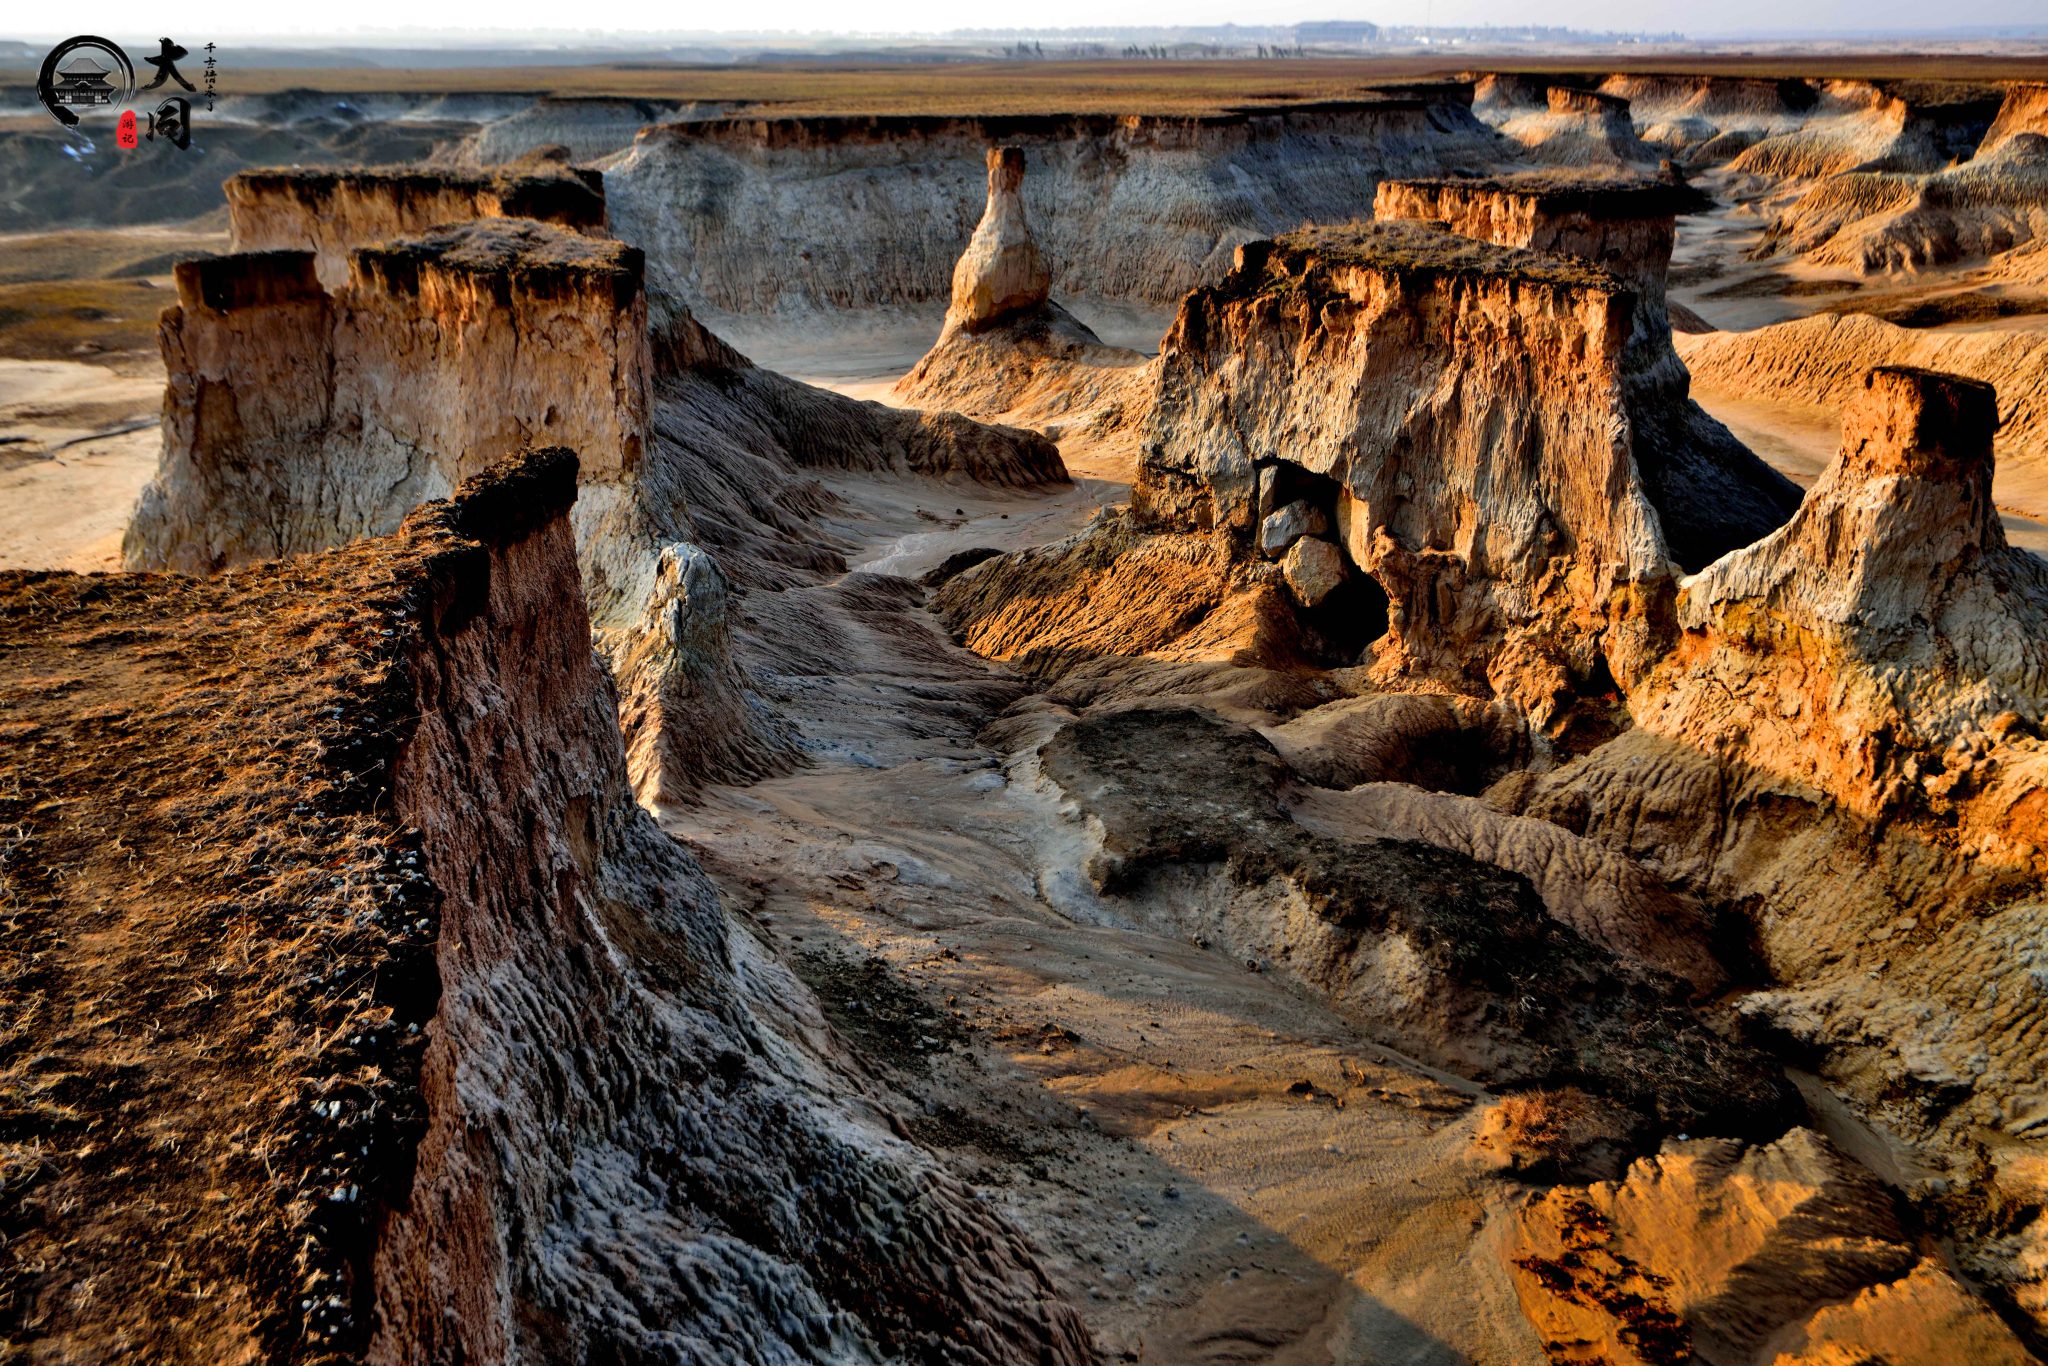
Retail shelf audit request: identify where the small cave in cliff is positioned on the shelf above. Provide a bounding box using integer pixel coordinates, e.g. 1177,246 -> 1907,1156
1256,459 -> 1390,666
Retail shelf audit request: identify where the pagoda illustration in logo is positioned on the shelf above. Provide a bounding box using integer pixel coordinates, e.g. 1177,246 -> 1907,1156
51,54 -> 119,108
35,36 -> 137,129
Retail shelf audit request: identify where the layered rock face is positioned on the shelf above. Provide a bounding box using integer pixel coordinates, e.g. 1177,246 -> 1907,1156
1634,366 -> 2047,840
1467,75 -> 1654,166
601,95 -> 1507,318
226,166 -> 608,289
1595,73 -> 1822,167
129,226 -> 649,573
1752,129 -> 2048,281
1374,172 -> 1802,569
1131,221 -> 1674,722
124,221 -> 787,805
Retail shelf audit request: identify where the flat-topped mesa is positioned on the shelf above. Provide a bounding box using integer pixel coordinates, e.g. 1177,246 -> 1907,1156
944,147 -> 1051,334
1135,220 -> 1676,723
1635,366 -> 2048,848
131,220 -> 649,575
1373,171 -> 1707,309
1376,170 -> 1804,571
124,219 -> 797,806
226,165 -> 608,291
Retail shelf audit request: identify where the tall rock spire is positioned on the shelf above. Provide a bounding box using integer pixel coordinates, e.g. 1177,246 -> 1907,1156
944,146 -> 1051,334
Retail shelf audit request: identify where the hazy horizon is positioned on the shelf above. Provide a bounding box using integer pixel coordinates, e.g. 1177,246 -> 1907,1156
7,4 -> 2047,50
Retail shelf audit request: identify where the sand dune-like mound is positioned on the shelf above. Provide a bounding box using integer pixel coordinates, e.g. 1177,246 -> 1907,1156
1754,132 -> 2048,277
1513,1128 -> 2033,1365
1677,311 -> 2048,479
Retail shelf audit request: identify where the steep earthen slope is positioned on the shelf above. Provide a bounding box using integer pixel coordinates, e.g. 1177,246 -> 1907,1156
0,449 -> 1096,1364
1374,170 -> 1803,568
124,198 -> 1063,805
1750,132 -> 2048,280
226,166 -> 608,290
1723,79 -> 2005,182
1473,80 -> 1653,168
600,96 -> 1508,319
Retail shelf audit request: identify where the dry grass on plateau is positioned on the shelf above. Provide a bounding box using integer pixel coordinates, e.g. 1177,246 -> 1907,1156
0,548 -> 446,1364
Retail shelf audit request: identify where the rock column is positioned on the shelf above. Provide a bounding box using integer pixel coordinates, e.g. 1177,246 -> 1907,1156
943,146 -> 1051,335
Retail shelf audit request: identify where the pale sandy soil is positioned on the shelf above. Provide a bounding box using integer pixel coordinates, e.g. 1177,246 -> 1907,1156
0,359 -> 163,573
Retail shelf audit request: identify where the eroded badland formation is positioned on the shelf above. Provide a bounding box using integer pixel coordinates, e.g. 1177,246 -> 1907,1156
8,58 -> 2048,1366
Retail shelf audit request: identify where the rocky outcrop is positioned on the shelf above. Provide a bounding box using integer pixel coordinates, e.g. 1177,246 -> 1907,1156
130,227 -> 650,572
1984,82 -> 2048,158
1677,310 -> 2048,484
1511,1128 -> 2031,1365
123,223 -> 784,805
125,210 -> 1065,805
1498,367 -> 2048,1335
1633,366 -> 2046,841
1469,76 -> 1651,167
1374,171 -> 1803,568
226,165 -> 608,290
601,96 -> 1508,319
1131,221 -> 1675,724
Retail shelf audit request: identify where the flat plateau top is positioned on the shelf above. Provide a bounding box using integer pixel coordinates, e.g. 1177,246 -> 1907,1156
355,218 -> 642,285
1384,170 -> 1715,217
1256,221 -> 1623,292
36,55 -> 2046,115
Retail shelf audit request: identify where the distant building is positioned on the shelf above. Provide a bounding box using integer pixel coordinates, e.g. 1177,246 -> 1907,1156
52,57 -> 117,108
1296,20 -> 1381,44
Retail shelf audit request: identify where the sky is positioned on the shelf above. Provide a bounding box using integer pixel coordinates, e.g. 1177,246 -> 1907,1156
13,0 -> 2045,43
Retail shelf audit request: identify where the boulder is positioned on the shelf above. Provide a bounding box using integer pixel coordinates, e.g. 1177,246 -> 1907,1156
1260,500 -> 1330,558
1281,536 -> 1347,606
